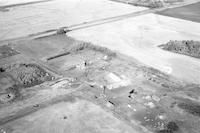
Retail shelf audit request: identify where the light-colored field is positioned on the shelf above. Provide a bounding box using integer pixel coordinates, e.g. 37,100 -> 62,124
0,0 -> 46,6
68,13 -> 200,84
0,0 -> 146,40
1,99 -> 141,133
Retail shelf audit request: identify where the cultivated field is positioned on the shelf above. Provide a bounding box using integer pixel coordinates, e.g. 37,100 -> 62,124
158,2 -> 200,22
0,0 -> 146,40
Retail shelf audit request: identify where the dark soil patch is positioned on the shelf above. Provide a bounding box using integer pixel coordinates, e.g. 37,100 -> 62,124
0,45 -> 19,59
158,2 -> 200,23
178,101 -> 200,117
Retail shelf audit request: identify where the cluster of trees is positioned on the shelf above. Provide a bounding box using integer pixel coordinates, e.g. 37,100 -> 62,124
159,40 -> 200,58
65,42 -> 116,58
7,63 -> 52,87
112,0 -> 184,8
133,0 -> 164,8
116,0 -> 184,8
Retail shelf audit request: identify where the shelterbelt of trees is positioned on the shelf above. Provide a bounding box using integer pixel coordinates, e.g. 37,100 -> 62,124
159,40 -> 200,58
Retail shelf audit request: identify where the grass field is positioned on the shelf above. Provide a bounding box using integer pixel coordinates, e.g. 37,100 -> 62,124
0,99 -> 139,133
